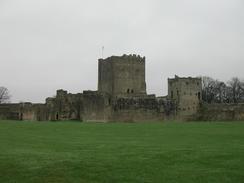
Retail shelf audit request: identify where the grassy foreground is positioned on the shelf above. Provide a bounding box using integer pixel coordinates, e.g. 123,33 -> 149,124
0,121 -> 244,183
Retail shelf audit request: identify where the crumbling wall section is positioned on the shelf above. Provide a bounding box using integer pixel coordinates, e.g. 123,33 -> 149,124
198,103 -> 244,121
46,89 -> 83,121
111,95 -> 165,122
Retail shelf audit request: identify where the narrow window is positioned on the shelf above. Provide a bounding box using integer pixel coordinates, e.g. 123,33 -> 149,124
127,89 -> 130,93
131,89 -> 134,93
198,92 -> 201,100
20,113 -> 23,120
171,91 -> 173,98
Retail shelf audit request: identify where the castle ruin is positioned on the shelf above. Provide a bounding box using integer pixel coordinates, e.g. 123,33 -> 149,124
1,54 -> 243,122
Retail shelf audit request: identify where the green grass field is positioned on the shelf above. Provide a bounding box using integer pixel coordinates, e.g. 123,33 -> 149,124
0,121 -> 244,183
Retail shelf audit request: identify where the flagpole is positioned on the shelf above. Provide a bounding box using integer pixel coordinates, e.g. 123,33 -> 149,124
102,46 -> 104,58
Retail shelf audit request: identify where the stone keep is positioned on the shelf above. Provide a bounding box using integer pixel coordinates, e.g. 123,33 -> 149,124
168,75 -> 202,116
98,54 -> 147,97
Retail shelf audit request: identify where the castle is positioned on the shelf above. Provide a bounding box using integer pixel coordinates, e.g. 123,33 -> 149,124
1,54 -> 243,122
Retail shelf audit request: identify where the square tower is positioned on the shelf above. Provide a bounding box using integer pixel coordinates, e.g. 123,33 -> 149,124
98,54 -> 147,97
168,75 -> 202,116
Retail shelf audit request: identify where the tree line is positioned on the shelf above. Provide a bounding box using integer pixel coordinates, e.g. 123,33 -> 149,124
202,77 -> 244,104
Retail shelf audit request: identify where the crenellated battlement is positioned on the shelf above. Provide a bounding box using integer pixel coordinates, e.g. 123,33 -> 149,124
99,54 -> 145,63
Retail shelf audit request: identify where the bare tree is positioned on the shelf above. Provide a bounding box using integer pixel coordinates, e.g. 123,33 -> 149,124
202,76 -> 244,104
202,76 -> 220,103
227,77 -> 244,103
241,81 -> 244,102
0,87 -> 10,104
202,76 -> 232,103
214,81 -> 227,103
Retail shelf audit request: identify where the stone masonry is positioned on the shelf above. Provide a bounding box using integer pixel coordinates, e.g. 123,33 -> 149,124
0,54 -> 207,122
98,54 -> 146,97
168,75 -> 202,119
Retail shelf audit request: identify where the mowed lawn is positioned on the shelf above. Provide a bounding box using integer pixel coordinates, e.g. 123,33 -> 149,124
0,121 -> 244,183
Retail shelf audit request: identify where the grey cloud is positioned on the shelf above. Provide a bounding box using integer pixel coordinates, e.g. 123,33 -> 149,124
0,0 -> 243,102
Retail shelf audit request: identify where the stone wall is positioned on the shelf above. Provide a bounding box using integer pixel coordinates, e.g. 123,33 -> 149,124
0,103 -> 47,121
19,103 -> 48,121
82,91 -> 112,122
111,96 -> 165,122
198,103 -> 244,121
81,92 -> 167,122
0,104 -> 20,120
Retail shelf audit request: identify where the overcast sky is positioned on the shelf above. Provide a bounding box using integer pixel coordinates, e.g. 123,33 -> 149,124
0,0 -> 243,103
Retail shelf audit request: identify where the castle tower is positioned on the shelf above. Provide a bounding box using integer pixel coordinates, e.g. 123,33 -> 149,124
98,54 -> 147,97
168,76 -> 202,117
